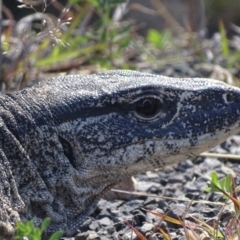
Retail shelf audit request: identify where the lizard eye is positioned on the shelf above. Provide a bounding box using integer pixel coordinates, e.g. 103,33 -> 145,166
135,98 -> 161,119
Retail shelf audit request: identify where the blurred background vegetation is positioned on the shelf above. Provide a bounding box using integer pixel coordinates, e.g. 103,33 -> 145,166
1,0 -> 240,91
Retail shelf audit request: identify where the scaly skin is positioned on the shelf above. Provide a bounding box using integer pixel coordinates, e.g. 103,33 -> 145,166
0,70 -> 240,238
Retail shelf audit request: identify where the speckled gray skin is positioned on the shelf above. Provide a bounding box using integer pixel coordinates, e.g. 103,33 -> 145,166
1,70 -> 240,238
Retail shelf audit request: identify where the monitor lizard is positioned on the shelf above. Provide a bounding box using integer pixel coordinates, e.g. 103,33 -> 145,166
1,70 -> 240,238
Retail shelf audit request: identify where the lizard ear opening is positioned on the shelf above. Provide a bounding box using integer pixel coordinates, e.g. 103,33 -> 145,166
58,136 -> 76,168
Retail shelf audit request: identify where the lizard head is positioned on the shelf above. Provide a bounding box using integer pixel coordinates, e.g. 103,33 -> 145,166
5,70 -> 240,237
45,70 -> 240,183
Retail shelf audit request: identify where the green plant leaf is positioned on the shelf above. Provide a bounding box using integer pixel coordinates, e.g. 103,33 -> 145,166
147,29 -> 162,45
68,0 -> 83,3
206,172 -> 234,195
219,21 -> 229,58
206,172 -> 219,192
40,218 -> 51,232
147,29 -> 171,49
49,231 -> 64,240
15,218 -> 64,240
87,0 -> 101,7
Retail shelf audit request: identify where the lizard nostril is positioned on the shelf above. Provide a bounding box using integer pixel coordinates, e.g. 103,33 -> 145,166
223,93 -> 235,103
